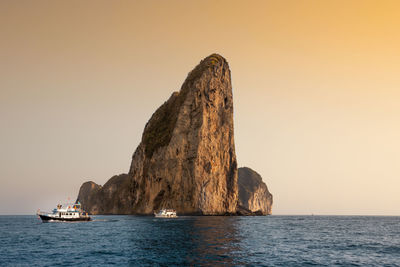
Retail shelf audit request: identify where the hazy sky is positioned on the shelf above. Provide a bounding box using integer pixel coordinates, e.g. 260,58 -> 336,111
1,0 -> 399,215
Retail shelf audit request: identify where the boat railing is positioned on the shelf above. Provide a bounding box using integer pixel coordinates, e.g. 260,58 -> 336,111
37,209 -> 90,216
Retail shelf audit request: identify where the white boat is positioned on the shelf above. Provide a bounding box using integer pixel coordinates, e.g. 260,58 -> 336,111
154,209 -> 178,218
37,202 -> 91,222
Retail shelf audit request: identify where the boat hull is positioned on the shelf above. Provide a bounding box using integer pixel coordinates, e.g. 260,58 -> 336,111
38,214 -> 91,222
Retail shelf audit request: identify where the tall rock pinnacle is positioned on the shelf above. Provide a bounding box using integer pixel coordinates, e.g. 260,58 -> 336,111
78,54 -> 239,215
128,54 -> 238,214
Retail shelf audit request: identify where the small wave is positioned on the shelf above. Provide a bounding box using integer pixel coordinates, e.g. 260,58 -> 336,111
378,245 -> 400,254
89,250 -> 122,257
92,219 -> 119,222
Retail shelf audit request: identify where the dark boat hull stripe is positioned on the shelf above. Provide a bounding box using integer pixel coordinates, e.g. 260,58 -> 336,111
39,214 -> 91,222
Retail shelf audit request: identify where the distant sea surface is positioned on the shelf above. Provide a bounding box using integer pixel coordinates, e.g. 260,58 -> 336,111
0,215 -> 399,266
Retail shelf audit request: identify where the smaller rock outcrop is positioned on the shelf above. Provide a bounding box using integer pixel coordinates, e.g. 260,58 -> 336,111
77,174 -> 131,214
77,181 -> 101,213
238,167 -> 273,215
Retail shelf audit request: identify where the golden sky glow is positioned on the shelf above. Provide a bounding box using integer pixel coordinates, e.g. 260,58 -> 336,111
1,0 -> 400,214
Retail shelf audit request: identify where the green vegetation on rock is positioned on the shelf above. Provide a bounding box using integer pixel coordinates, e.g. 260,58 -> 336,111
185,53 -> 226,85
142,54 -> 226,158
142,91 -> 186,158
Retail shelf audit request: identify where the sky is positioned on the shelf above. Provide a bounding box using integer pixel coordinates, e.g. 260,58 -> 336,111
1,0 -> 399,215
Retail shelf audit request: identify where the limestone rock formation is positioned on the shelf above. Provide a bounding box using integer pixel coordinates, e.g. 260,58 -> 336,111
77,181 -> 101,213
77,174 -> 131,214
238,167 -> 273,215
77,54 -> 238,215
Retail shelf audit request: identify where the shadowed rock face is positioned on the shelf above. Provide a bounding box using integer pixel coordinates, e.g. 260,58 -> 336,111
77,54 -> 238,215
238,167 -> 273,215
77,174 -> 132,214
76,181 -> 101,213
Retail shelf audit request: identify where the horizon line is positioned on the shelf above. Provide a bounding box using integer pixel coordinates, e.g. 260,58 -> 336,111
1,214 -> 399,217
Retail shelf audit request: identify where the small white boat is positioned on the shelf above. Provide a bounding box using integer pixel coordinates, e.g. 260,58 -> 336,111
37,202 -> 91,222
154,209 -> 178,218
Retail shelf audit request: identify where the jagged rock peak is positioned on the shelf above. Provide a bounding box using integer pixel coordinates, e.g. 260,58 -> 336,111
184,54 -> 230,86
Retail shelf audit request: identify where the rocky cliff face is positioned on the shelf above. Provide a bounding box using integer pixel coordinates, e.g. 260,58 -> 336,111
238,167 -> 273,215
78,54 -> 238,215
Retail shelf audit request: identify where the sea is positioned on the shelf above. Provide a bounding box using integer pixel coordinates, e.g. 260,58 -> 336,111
0,215 -> 399,266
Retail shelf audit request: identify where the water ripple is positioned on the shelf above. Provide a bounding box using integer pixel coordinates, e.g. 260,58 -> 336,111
0,215 -> 399,266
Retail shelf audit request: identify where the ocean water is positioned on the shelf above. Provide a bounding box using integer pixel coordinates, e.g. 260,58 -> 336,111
0,215 -> 399,266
